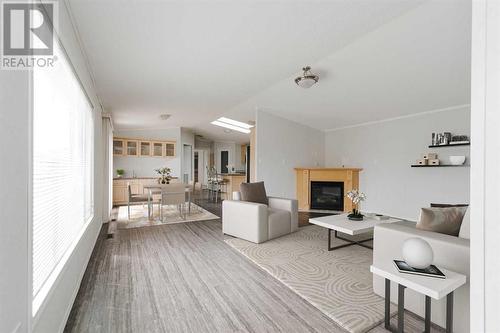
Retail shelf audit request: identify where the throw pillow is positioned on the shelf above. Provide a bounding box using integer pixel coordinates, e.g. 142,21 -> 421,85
240,181 -> 268,205
417,207 -> 468,236
458,207 -> 470,239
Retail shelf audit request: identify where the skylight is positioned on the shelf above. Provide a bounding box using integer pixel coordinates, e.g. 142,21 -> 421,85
211,117 -> 253,134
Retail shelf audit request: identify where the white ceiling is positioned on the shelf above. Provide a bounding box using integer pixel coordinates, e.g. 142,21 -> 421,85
67,0 -> 470,143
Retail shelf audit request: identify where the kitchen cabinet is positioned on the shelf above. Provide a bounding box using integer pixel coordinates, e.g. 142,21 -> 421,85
126,140 -> 138,156
113,139 -> 125,156
165,142 -> 175,157
152,141 -> 164,157
113,137 -> 176,158
140,141 -> 151,156
241,144 -> 247,164
112,178 -> 160,205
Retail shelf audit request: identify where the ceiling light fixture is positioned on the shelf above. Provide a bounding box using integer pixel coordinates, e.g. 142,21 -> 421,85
294,66 -> 319,88
159,114 -> 171,120
211,117 -> 253,134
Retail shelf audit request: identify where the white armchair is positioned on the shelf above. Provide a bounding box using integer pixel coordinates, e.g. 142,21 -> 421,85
222,192 -> 298,243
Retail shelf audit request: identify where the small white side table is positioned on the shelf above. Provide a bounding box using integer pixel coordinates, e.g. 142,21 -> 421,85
370,262 -> 466,333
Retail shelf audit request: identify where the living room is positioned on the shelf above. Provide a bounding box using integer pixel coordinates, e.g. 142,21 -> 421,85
1,1 -> 499,333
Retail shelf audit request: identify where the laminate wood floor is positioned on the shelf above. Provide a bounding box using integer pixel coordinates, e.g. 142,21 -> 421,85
65,195 -> 440,333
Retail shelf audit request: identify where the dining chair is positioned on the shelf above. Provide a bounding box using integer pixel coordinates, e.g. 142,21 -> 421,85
187,180 -> 199,213
160,183 -> 187,221
127,183 -> 149,219
212,172 -> 229,203
207,166 -> 217,200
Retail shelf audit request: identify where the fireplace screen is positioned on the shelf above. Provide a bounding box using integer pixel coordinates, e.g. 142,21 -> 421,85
310,181 -> 344,211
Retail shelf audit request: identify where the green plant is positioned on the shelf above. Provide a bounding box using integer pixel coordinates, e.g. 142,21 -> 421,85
116,169 -> 125,176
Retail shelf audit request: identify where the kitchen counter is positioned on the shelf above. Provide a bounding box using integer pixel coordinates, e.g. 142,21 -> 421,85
221,174 -> 247,197
113,176 -> 178,180
113,177 -> 156,180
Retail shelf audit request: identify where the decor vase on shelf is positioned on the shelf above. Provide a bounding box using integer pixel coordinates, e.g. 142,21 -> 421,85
346,189 -> 366,221
155,167 -> 172,184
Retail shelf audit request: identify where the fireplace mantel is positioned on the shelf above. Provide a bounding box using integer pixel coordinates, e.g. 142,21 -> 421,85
295,167 -> 362,212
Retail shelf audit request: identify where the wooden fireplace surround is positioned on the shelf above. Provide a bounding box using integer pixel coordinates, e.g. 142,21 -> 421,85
295,167 -> 362,212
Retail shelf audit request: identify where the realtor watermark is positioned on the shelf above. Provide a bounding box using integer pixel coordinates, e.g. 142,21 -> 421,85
1,1 -> 58,69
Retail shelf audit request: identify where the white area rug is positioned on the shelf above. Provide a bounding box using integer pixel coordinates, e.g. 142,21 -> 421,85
225,225 -> 396,333
117,203 -> 219,229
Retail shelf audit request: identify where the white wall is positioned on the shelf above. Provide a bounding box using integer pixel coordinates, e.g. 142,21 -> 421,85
325,106 -> 470,221
180,128 -> 195,182
0,69 -> 31,333
470,0 -> 500,330
113,128 -> 181,178
255,110 -> 325,198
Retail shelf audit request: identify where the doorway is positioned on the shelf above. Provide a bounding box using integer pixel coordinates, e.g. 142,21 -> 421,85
183,144 -> 193,183
194,149 -> 207,186
220,150 -> 229,173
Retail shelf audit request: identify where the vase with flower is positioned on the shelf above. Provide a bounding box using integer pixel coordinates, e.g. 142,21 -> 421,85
346,189 -> 366,221
155,167 -> 172,184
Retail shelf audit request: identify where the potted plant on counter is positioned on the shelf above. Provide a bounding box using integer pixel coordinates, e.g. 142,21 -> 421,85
116,169 -> 125,178
155,167 -> 172,184
346,189 -> 366,221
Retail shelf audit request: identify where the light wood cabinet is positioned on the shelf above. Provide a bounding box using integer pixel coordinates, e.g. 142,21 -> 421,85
113,139 -> 125,156
241,144 -> 247,164
126,140 -> 138,156
113,178 -> 159,205
222,174 -> 247,197
112,181 -> 128,203
165,142 -> 175,157
152,141 -> 164,157
140,141 -> 151,156
113,137 -> 176,158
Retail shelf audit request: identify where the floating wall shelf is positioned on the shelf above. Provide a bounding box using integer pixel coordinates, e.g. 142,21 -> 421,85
428,143 -> 470,148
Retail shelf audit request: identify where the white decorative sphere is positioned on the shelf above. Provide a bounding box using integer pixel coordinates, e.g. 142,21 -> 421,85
402,238 -> 434,269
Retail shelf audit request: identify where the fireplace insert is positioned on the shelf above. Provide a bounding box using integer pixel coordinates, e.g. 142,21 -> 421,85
310,181 -> 344,211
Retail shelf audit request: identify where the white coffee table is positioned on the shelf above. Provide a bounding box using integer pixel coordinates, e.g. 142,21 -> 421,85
309,213 -> 401,251
370,262 -> 466,333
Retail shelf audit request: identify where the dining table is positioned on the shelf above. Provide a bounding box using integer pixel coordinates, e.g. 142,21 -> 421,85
143,184 -> 193,219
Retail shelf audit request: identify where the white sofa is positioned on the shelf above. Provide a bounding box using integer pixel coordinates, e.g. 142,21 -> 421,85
222,192 -> 298,243
373,209 -> 470,331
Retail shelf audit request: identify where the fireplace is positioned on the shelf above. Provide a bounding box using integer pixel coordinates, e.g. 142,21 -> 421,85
310,181 -> 344,211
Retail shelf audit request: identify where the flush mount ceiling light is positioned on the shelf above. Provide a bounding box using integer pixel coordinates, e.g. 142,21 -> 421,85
211,117 -> 253,134
294,66 -> 319,88
159,114 -> 171,120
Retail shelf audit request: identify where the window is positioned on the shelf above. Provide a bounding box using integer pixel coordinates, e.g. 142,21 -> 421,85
32,40 -> 94,314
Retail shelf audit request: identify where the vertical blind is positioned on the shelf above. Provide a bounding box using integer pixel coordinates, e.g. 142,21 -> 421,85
32,40 -> 94,312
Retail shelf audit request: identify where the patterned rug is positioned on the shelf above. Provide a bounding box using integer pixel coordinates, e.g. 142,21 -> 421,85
225,225 -> 396,333
116,203 -> 219,229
